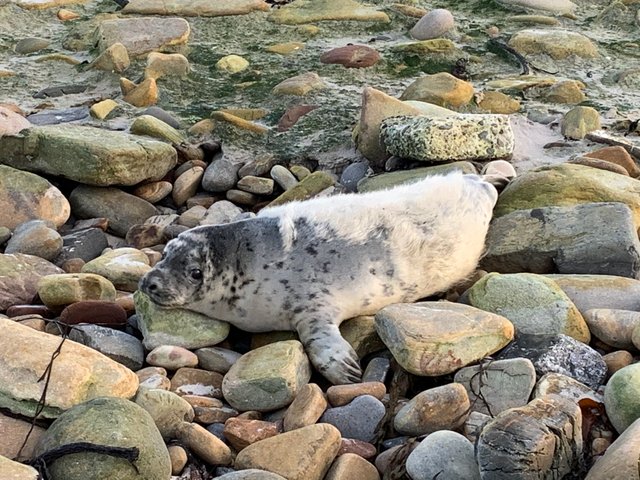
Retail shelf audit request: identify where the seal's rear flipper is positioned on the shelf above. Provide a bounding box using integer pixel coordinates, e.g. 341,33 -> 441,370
481,160 -> 517,192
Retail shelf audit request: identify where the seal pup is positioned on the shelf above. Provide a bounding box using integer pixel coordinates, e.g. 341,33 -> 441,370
139,173 -> 499,384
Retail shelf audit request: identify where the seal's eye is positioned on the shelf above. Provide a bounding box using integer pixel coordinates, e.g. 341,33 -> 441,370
189,268 -> 203,281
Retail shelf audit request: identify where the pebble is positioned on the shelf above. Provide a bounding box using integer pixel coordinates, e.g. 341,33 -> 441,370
15,37 -> 50,54
196,346 -> 242,374
283,383 -> 328,431
235,423 -> 342,480
406,430 -> 480,480
585,417 -> 640,480
394,383 -> 470,436
362,356 -> 391,383
56,228 -> 109,264
509,29 -> 598,59
89,99 -> 119,119
216,54 -> 250,73
326,382 -> 386,407
603,350 -> 634,376
400,72 -> 474,107
146,345 -> 199,370
237,175 -> 275,195
410,9 -> 455,40
90,42 -> 130,73
168,445 -> 188,475
69,323 -> 145,370
270,165 -> 299,191
277,104 -> 318,131
97,17 -> 190,56
37,273 -> 116,308
173,166 -> 205,206
584,309 -> 640,349
533,372 -> 600,404
320,394 -> 386,442
0,412 -> 46,460
561,106 -> 601,140
125,223 -> 165,249
273,72 -> 326,96
81,247 -> 151,292
176,421 -> 233,466
320,44 -> 381,68
340,162 -> 370,192
171,367 -> 224,397
584,146 -> 640,177
223,417 -> 280,451
202,155 -> 242,193
222,340 -> 311,412
226,189 -> 259,205
145,52 -> 190,80
325,452 -> 380,480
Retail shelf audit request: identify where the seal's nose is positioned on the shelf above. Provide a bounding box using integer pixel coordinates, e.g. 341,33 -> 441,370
139,273 -> 160,294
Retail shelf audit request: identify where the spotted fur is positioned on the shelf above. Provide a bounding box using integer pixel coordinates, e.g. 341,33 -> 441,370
139,173 -> 498,384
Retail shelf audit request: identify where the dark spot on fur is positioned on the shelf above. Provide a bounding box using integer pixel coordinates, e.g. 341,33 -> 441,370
386,268 -> 395,277
280,279 -> 289,286
230,286 -> 236,293
222,279 -> 230,287
369,268 -> 377,275
262,264 -> 269,270
276,262 -> 284,269
308,293 -> 317,300
293,306 -> 305,314
305,245 -> 318,256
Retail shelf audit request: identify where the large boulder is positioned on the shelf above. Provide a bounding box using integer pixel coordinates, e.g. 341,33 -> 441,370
0,318 -> 138,418
34,397 -> 171,480
0,125 -> 177,186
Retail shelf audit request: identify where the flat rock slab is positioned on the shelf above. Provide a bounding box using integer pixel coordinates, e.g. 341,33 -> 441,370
123,0 -> 269,16
16,0 -> 85,9
0,456 -> 38,479
97,17 -> 191,56
380,114 -> 514,162
483,202 -> 640,279
269,0 -> 390,24
375,302 -> 514,376
509,29 -> 598,59
0,318 -> 138,418
548,274 -> 640,313
477,395 -> 583,479
494,163 -> 640,227
495,0 -> 576,15
0,165 -> 70,229
0,125 -> 177,187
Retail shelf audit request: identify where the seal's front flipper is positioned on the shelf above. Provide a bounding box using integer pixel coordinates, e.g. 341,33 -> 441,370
295,319 -> 362,385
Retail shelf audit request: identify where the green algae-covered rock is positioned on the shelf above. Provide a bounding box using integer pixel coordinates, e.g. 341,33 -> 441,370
468,272 -> 590,342
130,114 -> 185,144
134,290 -> 230,350
0,125 -> 177,187
494,163 -> 640,226
268,171 -> 334,206
38,273 -> 117,308
508,29 -> 597,60
35,397 -> 171,480
604,363 -> 640,434
357,162 -> 476,192
221,340 -> 312,412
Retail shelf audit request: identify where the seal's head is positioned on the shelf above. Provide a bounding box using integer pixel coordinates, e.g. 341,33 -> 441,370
139,229 -> 215,308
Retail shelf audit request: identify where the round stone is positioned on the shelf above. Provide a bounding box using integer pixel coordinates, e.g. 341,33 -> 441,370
410,9 -> 455,40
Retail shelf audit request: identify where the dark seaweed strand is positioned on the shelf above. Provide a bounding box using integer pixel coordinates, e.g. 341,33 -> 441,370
15,321 -> 68,462
29,443 -> 140,480
487,38 -> 531,76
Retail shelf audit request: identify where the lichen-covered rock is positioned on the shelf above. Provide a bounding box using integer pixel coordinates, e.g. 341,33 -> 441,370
35,397 -> 171,480
0,125 -> 177,186
38,273 -> 117,308
82,248 -> 151,292
380,114 -> 514,162
400,72 -> 474,107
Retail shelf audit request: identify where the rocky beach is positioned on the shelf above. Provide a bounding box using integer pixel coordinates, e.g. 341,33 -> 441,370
2,0 -> 640,478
